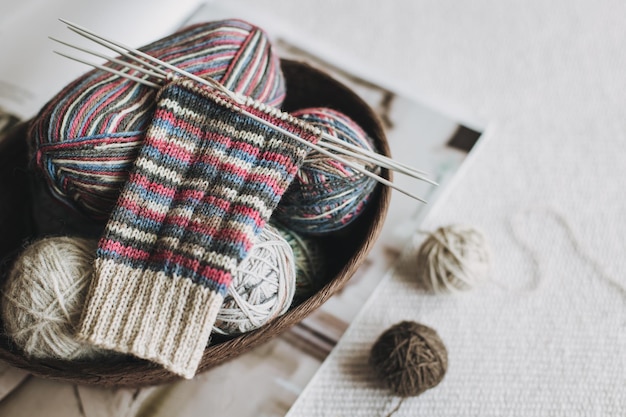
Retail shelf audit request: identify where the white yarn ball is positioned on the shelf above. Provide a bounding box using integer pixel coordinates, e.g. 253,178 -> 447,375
413,224 -> 491,293
1,236 -> 105,360
213,224 -> 296,335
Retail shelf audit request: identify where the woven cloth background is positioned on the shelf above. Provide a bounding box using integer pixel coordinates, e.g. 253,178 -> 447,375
230,0 -> 626,415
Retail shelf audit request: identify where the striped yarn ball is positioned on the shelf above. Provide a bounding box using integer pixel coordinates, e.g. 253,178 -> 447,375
275,108 -> 379,234
272,222 -> 326,302
29,19 -> 285,220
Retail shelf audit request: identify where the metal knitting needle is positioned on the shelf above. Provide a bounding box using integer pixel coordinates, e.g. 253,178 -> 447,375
58,20 -> 432,178
60,27 -> 169,80
325,136 -> 433,178
317,135 -> 434,182
219,99 -> 429,202
51,60 -> 425,203
240,108 -> 428,203
53,50 -> 161,88
58,19 -> 435,185
320,135 -> 431,177
53,37 -> 436,187
59,19 -> 240,102
55,20 -> 435,201
318,140 -> 437,185
49,36 -> 167,83
54,48 -> 425,201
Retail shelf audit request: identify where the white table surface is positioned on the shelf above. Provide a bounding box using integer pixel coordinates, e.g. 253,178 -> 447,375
243,0 -> 626,416
2,1 -> 625,416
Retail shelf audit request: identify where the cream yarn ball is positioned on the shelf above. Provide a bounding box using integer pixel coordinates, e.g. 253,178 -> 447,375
413,224 -> 491,293
1,236 -> 105,360
213,223 -> 296,335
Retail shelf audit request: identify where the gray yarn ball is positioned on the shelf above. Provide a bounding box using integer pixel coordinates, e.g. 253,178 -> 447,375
212,224 -> 296,335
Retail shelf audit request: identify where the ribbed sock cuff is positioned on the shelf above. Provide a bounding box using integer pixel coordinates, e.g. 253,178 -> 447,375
78,259 -> 223,379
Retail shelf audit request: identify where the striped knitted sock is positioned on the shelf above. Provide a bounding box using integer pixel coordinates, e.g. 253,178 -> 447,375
78,79 -> 319,378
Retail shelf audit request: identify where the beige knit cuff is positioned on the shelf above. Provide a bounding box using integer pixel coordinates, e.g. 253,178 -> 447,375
78,259 -> 223,379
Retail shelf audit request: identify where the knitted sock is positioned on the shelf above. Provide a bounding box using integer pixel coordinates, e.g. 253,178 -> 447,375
78,78 -> 319,378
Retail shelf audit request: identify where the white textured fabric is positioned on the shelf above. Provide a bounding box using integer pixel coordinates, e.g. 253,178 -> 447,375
228,0 -> 626,415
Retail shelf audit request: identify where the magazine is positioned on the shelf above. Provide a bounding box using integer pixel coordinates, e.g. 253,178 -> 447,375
0,2 -> 486,416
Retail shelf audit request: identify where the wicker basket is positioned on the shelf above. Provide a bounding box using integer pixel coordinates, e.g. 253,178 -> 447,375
0,59 -> 391,387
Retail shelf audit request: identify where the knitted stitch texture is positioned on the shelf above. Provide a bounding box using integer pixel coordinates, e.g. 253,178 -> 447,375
78,78 -> 319,378
29,19 -> 286,220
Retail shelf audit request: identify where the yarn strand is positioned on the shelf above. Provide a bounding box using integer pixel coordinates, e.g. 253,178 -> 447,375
509,205 -> 626,297
383,397 -> 405,417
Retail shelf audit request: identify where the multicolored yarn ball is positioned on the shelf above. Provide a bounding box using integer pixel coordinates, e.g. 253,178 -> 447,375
1,237 -> 107,360
213,223 -> 296,336
369,321 -> 448,398
274,107 -> 379,234
272,222 -> 326,302
413,224 -> 491,293
29,19 -> 285,220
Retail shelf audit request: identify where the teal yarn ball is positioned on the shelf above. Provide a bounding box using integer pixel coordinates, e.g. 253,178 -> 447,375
275,107 -> 379,235
272,222 -> 326,302
29,19 -> 286,221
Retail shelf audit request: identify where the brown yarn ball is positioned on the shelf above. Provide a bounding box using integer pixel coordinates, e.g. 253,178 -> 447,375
369,321 -> 448,397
